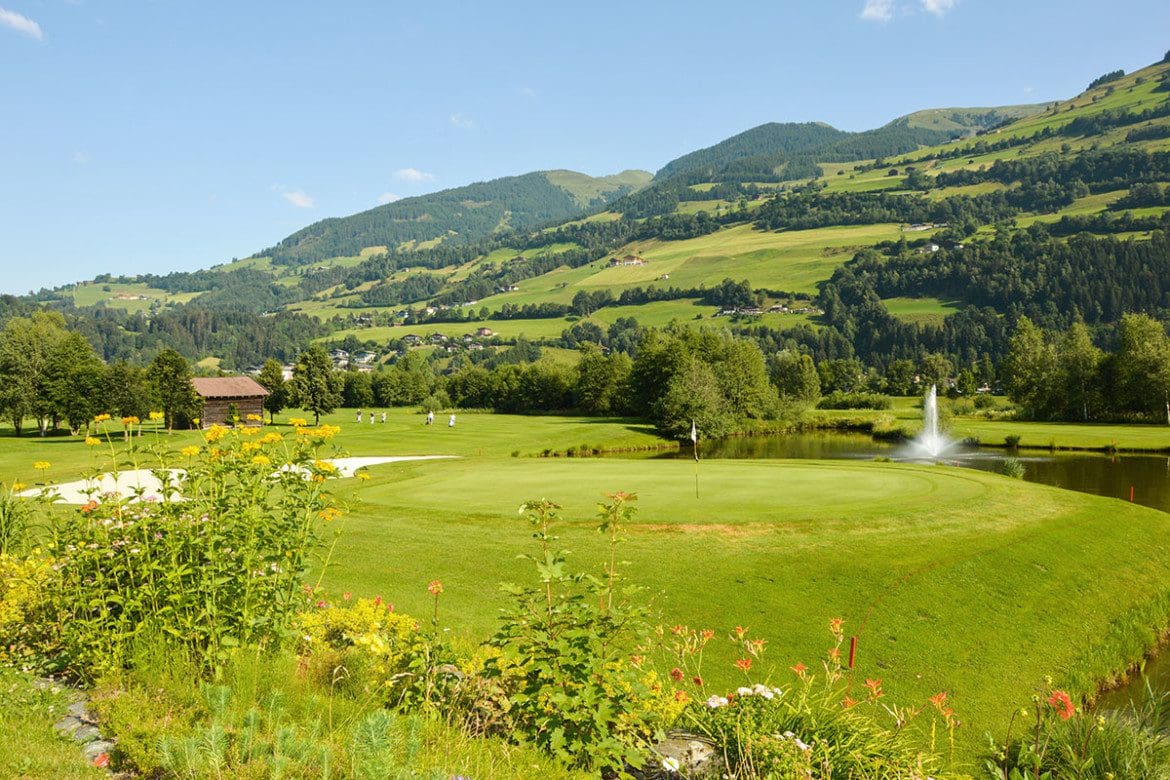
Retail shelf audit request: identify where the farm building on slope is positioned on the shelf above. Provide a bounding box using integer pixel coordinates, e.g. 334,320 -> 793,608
190,376 -> 270,427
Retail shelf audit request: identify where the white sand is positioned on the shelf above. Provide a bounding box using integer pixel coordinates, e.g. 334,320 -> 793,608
19,455 -> 457,504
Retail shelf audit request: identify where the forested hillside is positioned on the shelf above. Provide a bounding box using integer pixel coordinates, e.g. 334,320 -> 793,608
253,169 -> 651,267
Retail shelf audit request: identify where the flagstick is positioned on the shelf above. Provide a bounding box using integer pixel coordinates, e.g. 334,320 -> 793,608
693,429 -> 700,500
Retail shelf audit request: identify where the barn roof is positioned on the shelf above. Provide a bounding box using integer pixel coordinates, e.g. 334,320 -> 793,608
191,376 -> 270,399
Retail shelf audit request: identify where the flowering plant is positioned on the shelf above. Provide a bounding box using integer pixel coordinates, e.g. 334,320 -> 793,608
46,417 -> 345,679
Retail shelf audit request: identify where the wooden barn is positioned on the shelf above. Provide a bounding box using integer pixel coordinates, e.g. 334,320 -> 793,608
190,376 -> 269,427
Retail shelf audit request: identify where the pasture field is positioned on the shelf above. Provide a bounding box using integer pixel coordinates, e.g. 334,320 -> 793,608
64,282 -> 199,312
882,296 -> 962,325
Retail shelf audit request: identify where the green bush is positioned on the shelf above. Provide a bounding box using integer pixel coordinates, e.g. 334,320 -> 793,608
48,421 -> 344,679
680,622 -> 954,779
816,391 -> 893,410
483,494 -> 664,774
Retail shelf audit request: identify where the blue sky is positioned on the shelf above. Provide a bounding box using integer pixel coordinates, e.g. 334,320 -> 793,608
1,1 -> 1167,294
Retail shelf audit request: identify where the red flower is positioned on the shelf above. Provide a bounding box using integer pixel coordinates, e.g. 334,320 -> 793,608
930,691 -> 948,708
842,696 -> 857,709
734,625 -> 749,639
865,678 -> 884,699
675,689 -> 690,703
735,657 -> 753,672
93,753 -> 110,768
670,667 -> 684,682
427,579 -> 444,595
1048,689 -> 1075,720
700,629 -> 715,642
373,596 -> 382,607
829,617 -> 844,634
670,624 -> 685,636
692,675 -> 703,686
791,662 -> 808,675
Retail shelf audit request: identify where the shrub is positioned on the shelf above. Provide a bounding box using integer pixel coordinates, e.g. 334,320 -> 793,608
294,595 -> 457,707
0,554 -> 55,667
816,392 -> 893,410
1004,434 -> 1022,449
1000,457 -> 1026,479
47,420 -> 345,679
483,494 -> 663,774
681,621 -> 954,779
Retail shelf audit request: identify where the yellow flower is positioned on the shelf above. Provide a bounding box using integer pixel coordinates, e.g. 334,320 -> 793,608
121,415 -> 140,426
246,413 -> 263,422
192,417 -> 200,426
288,417 -> 308,427
317,507 -> 342,522
149,411 -> 165,422
11,482 -> 25,492
239,426 -> 259,437
204,424 -> 228,443
241,440 -> 260,453
180,446 -> 200,457
313,459 -> 337,473
33,461 -> 50,471
261,432 -> 283,444
84,437 -> 101,447
251,454 -> 271,466
93,413 -> 111,423
356,472 -> 371,481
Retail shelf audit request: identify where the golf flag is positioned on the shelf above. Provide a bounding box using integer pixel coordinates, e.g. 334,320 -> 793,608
691,420 -> 699,461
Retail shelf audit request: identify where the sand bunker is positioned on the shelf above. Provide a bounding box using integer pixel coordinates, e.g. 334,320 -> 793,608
19,455 -> 457,504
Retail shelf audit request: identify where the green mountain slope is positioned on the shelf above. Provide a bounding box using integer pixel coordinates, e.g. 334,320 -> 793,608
254,169 -> 651,267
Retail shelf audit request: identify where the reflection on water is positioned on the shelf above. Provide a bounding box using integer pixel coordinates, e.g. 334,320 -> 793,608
644,433 -> 1170,514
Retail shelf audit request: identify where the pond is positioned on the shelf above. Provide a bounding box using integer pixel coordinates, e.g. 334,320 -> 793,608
650,431 -> 1170,513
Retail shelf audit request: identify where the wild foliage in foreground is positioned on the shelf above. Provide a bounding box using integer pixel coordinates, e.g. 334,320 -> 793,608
987,679 -> 1170,779
5,416 -> 345,679
0,420 -> 1093,778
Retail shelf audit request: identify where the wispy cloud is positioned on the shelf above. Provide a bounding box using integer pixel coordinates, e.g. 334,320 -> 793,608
72,150 -> 88,164
518,86 -> 537,99
860,0 -> 894,21
921,0 -> 957,15
0,7 -> 43,39
394,167 -> 435,183
449,112 -> 476,130
377,192 -> 401,205
281,189 -> 315,209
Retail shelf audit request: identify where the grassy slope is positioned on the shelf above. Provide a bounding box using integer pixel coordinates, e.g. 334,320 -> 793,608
329,453 -> 1170,770
0,670 -> 106,778
544,169 -> 652,207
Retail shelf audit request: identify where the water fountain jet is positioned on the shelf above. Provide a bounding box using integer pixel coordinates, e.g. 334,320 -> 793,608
908,384 -> 955,459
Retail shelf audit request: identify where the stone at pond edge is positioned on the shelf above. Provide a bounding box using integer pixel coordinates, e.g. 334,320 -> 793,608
54,715 -> 84,736
635,731 -> 721,779
83,740 -> 115,762
72,724 -> 102,743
